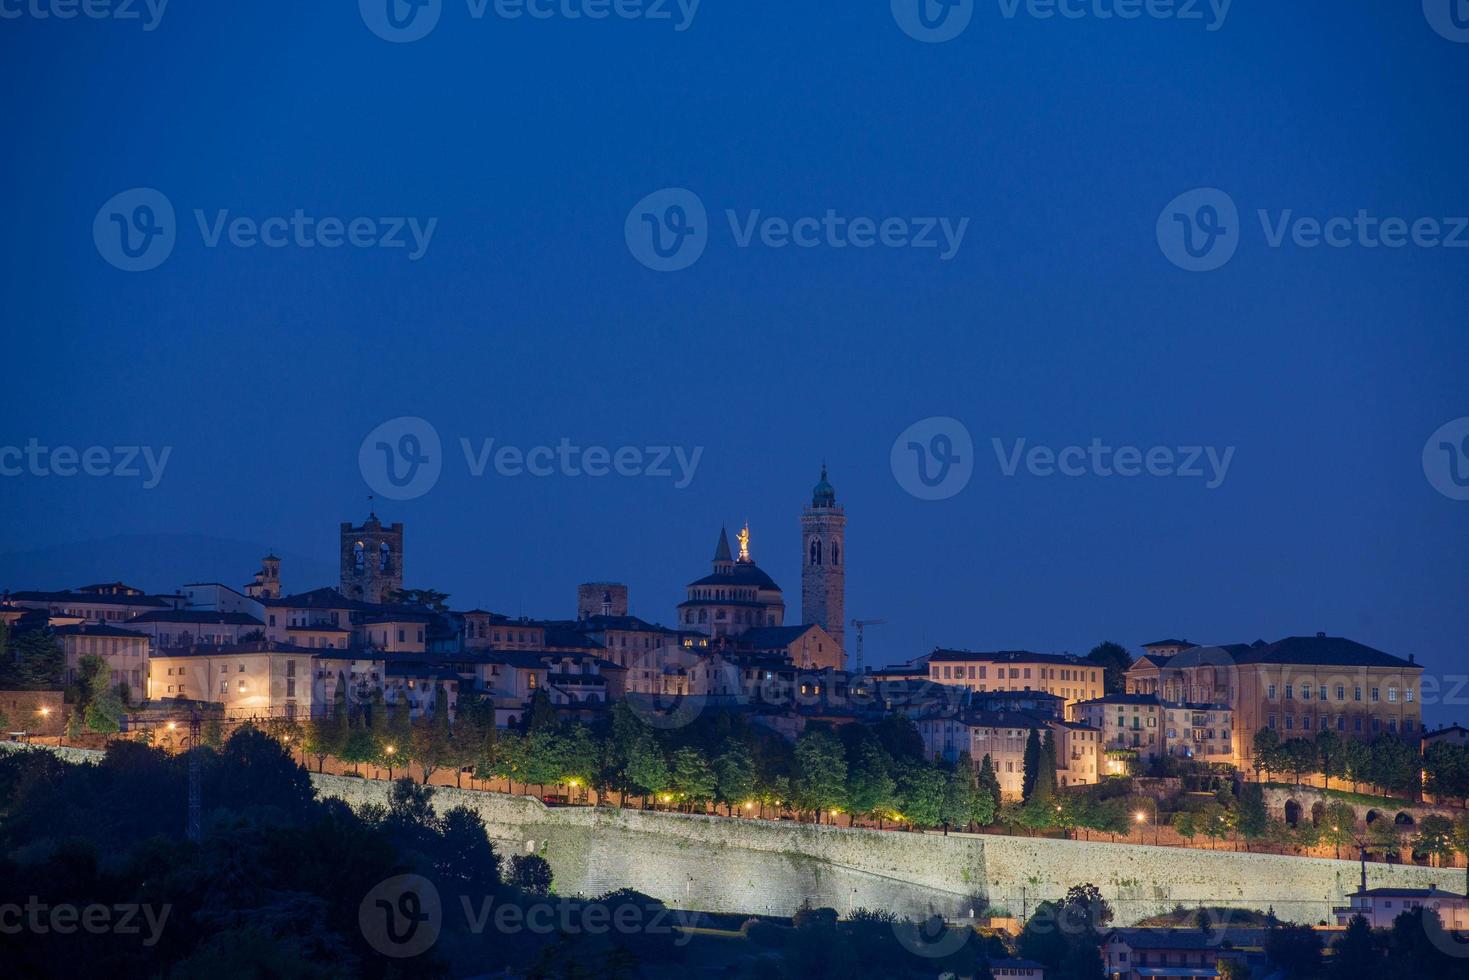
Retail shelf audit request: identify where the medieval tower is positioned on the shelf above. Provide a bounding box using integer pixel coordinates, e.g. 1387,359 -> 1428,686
800,465 -> 845,650
340,512 -> 403,603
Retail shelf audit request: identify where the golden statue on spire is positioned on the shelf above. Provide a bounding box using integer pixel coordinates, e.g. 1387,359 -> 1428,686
737,523 -> 751,562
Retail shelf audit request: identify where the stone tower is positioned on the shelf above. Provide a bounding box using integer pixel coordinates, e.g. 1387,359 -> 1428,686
578,582 -> 629,620
246,554 -> 282,599
340,513 -> 403,604
801,465 -> 846,651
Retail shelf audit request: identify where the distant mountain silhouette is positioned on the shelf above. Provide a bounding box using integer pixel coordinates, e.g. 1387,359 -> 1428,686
0,534 -> 336,597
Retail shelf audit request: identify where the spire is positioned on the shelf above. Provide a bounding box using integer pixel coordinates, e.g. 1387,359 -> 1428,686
812,463 -> 836,508
713,526 -> 733,562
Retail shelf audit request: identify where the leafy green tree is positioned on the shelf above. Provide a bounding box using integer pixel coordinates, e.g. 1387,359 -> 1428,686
557,723 -> 599,799
670,746 -> 716,811
1315,729 -> 1345,787
844,738 -> 896,824
1236,784 -> 1270,850
518,727 -> 566,793
977,753 -> 1002,821
1172,810 -> 1200,845
1413,814 -> 1456,867
201,718 -> 224,749
409,687 -> 453,783
1423,742 -> 1469,806
625,731 -> 670,807
1022,728 -> 1043,801
1201,802 -> 1234,850
1367,819 -> 1402,860
384,587 -> 451,611
793,729 -> 848,822
940,763 -> 978,831
80,655 -> 124,736
897,765 -> 945,827
6,629 -> 65,690
1252,727 -> 1282,780
1364,735 -> 1421,799
1086,641 -> 1133,695
713,739 -> 757,815
524,687 -> 557,732
339,716 -> 378,775
1265,923 -> 1323,979
1320,802 -> 1358,859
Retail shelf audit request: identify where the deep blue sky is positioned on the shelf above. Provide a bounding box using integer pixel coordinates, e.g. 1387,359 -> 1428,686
2,3 -> 1466,725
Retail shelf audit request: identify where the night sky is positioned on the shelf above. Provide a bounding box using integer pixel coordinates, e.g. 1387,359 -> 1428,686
1,3 -> 1466,725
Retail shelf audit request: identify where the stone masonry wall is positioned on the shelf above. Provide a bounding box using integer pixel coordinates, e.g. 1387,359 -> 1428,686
3,743 -> 1458,927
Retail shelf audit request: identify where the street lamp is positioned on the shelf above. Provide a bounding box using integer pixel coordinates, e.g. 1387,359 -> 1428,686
384,744 -> 396,779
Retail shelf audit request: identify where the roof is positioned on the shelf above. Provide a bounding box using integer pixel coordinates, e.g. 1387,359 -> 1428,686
261,587 -> 357,609
385,663 -> 460,681
1142,638 -> 1194,648
1152,636 -> 1418,671
1105,927 -> 1270,950
926,648 -> 1088,667
811,464 -> 837,508
1075,693 -> 1162,708
10,590 -> 169,608
739,625 -> 822,648
686,562 -> 781,591
152,641 -> 320,657
50,623 -> 150,638
1355,887 -> 1466,899
713,527 -> 733,562
574,614 -> 676,634
125,610 -> 263,626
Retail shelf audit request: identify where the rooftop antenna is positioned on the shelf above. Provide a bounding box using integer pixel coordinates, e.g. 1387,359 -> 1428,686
850,619 -> 887,674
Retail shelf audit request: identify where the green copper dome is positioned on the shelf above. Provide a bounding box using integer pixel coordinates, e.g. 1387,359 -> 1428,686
812,464 -> 836,507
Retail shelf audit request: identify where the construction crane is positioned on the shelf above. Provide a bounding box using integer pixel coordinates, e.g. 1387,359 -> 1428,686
187,710 -> 202,843
849,618 -> 887,675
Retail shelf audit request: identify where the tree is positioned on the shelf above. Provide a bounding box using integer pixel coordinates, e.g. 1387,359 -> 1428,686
83,658 -> 125,736
897,765 -> 945,828
1236,784 -> 1270,850
1252,728 -> 1282,780
793,729 -> 847,822
1320,802 -> 1358,860
409,687 -> 453,783
1423,742 -> 1469,806
1282,738 -> 1318,785
557,723 -> 599,799
625,732 -> 670,807
1265,923 -> 1323,979
1201,802 -> 1234,850
670,746 -> 716,811
201,718 -> 224,750
1328,915 -> 1379,980
714,739 -> 756,815
976,754 -> 1002,823
339,716 -> 378,775
1315,729 -> 1345,788
524,687 -> 557,732
5,629 -> 65,690
1413,814 -> 1456,867
844,738 -> 896,824
940,763 -> 978,831
1364,735 -> 1420,799
1086,641 -> 1133,695
384,587 -> 451,612
1172,811 -> 1200,845
1367,819 -> 1402,860
509,853 -> 553,896
1022,728 -> 1044,801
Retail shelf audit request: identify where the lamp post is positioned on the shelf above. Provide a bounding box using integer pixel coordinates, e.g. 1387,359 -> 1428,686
1135,799 -> 1159,845
384,744 -> 396,780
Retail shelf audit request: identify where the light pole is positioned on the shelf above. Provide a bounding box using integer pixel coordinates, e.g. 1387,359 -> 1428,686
384,744 -> 396,780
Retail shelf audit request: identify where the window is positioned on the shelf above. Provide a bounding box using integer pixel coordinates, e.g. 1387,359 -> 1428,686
1388,687 -> 1397,702
1337,685 -> 1345,701
1301,686 -> 1311,701
1269,684 -> 1277,700
1406,688 -> 1415,703
1354,686 -> 1362,701
1371,687 -> 1380,702
220,681 -> 228,694
1285,685 -> 1294,700
1319,686 -> 1327,701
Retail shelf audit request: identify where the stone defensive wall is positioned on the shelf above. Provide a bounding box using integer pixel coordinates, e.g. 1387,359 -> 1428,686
3,743 -> 1458,927
310,775 -> 1463,926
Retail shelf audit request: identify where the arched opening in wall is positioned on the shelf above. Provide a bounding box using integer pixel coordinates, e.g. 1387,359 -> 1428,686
1394,812 -> 1416,829
1365,809 -> 1381,825
1311,802 -> 1326,827
1285,799 -> 1302,828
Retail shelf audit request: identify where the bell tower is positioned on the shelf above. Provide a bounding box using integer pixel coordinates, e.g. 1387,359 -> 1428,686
801,464 -> 846,651
340,512 -> 403,604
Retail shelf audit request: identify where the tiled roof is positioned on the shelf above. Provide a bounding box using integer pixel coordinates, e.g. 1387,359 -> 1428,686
126,610 -> 263,626
926,648 -> 1086,666
11,590 -> 170,608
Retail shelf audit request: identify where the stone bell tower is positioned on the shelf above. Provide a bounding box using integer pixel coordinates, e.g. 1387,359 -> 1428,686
340,512 -> 403,604
801,464 -> 845,651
